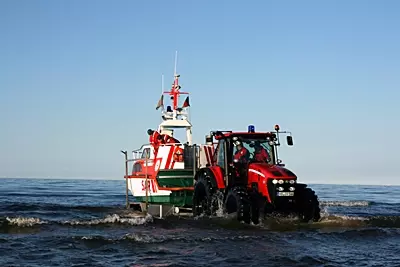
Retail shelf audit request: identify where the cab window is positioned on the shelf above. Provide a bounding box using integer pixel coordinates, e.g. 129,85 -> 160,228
216,139 -> 225,167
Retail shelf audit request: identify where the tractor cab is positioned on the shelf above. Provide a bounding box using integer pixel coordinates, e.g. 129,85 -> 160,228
231,135 -> 274,164
212,125 -> 293,165
209,125 -> 294,187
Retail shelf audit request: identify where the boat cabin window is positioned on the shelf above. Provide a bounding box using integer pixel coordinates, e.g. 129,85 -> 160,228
133,162 -> 142,172
141,148 -> 151,159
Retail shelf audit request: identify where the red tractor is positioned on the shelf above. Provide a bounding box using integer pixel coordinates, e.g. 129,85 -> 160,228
192,124 -> 321,224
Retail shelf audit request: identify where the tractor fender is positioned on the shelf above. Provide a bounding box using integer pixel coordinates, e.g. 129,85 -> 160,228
194,167 -> 225,189
295,183 -> 308,189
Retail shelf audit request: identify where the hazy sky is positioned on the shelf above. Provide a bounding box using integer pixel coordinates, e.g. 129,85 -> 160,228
1,0 -> 399,185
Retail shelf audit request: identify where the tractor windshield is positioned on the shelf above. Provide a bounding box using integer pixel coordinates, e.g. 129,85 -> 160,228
232,137 -> 273,164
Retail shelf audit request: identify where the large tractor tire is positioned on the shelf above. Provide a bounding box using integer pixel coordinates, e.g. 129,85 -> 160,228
192,171 -> 221,217
295,184 -> 321,222
250,203 -> 260,225
224,186 -> 252,224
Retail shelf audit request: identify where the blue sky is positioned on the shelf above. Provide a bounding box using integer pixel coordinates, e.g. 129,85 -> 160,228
1,0 -> 399,185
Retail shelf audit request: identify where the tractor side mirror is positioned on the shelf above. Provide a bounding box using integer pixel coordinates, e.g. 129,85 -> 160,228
287,136 -> 293,146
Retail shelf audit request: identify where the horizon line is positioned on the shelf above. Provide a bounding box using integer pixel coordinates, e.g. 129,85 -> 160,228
0,176 -> 399,187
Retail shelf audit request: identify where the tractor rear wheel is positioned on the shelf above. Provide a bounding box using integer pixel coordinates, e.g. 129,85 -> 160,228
193,172 -> 221,217
295,185 -> 321,222
224,186 -> 252,224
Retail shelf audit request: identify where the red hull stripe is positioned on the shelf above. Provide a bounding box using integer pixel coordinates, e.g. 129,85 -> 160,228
164,147 -> 175,169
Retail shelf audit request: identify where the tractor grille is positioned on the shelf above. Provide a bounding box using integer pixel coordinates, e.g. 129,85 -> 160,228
267,178 -> 296,201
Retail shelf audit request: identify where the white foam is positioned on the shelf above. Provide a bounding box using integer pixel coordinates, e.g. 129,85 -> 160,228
320,200 -> 370,207
6,216 -> 47,227
64,213 -> 153,226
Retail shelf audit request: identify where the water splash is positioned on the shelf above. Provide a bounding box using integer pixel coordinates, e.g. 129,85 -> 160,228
213,191 -> 225,218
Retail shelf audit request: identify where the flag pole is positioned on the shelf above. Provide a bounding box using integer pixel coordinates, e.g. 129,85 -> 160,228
161,73 -> 164,94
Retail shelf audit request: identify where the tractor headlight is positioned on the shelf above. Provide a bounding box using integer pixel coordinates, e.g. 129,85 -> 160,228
289,187 -> 295,191
289,180 -> 296,184
272,179 -> 278,184
278,187 -> 284,191
278,179 -> 284,184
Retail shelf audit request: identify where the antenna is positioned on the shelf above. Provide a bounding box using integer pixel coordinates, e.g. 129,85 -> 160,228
174,50 -> 178,76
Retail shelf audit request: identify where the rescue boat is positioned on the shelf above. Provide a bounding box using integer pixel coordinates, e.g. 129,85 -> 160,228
121,53 -> 214,217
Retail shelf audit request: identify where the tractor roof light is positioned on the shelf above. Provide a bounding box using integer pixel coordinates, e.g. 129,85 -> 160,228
274,124 -> 280,131
248,125 -> 255,133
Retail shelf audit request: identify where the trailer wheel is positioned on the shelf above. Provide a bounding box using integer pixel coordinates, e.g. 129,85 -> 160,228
224,187 -> 251,224
193,172 -> 220,217
295,185 -> 321,222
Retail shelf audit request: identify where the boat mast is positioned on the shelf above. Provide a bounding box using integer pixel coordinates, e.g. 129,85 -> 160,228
157,51 -> 192,143
172,51 -> 180,119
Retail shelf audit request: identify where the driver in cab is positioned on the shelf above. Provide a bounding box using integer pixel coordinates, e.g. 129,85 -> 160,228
253,141 -> 270,162
233,138 -> 250,164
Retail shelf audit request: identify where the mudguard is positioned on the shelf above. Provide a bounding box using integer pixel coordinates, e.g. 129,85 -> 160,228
194,167 -> 225,189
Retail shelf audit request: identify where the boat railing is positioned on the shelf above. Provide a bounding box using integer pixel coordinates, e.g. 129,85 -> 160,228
126,142 -> 211,172
132,143 -> 151,153
131,142 -> 185,153
131,143 -> 186,160
157,142 -> 186,148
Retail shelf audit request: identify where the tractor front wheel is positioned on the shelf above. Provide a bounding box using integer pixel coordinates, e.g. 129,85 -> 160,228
295,185 -> 321,222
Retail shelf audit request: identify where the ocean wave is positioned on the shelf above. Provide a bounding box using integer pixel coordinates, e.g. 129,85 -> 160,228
72,226 -> 400,246
320,200 -> 371,207
76,233 -> 271,245
3,216 -> 47,227
0,212 -> 153,229
367,215 -> 400,228
3,210 -> 400,231
0,202 -> 123,213
62,213 -> 153,226
318,227 -> 400,239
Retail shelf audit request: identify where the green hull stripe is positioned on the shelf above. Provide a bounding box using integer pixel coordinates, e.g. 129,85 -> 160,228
157,169 -> 195,176
158,175 -> 192,179
156,169 -> 195,188
134,192 -> 193,206
157,178 -> 194,188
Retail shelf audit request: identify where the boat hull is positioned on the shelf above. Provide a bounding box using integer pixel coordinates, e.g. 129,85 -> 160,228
126,171 -> 194,208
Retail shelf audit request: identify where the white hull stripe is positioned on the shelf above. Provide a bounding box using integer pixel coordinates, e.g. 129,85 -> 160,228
204,147 -> 211,164
208,147 -> 213,164
159,146 -> 172,169
249,169 -> 265,177
205,146 -> 213,165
